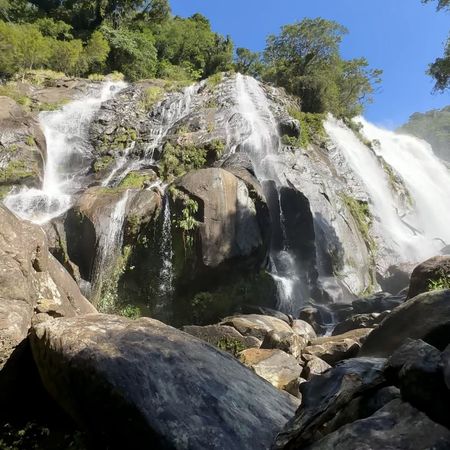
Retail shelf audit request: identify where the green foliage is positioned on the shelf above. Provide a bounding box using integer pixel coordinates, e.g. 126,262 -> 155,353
216,337 -> 245,356
140,85 -> 165,110
235,47 -> 263,77
0,83 -> 31,107
170,186 -> 199,250
119,304 -> 141,319
427,270 -> 450,291
38,99 -> 69,111
119,171 -> 153,188
206,72 -> 223,88
423,0 -> 450,9
262,18 -> 382,118
159,142 -> 207,181
398,106 -> 450,161
284,108 -> 326,148
341,194 -> 376,256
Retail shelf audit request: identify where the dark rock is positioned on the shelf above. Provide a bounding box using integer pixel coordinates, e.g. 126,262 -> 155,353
386,339 -> 450,427
332,312 -> 388,335
273,357 -> 386,449
298,306 -> 326,334
182,324 -> 261,354
360,289 -> 450,357
31,314 -> 298,450
377,263 -> 414,294
303,399 -> 450,450
352,292 -> 403,314
407,256 -> 450,299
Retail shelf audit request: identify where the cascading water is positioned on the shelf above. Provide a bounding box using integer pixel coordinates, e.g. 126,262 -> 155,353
4,81 -> 126,223
325,116 -> 450,264
91,189 -> 131,305
154,194 -> 174,319
235,74 -> 307,314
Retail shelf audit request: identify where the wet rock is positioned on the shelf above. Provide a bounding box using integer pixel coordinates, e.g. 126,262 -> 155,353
360,289 -> 450,357
303,328 -> 372,365
30,314 -> 298,450
273,357 -> 386,449
221,314 -> 293,341
261,329 -> 307,358
407,255 -> 450,299
0,96 -> 46,195
332,312 -> 388,335
351,291 -> 403,314
301,355 -> 331,380
238,348 -> 303,397
304,399 -> 450,450
377,263 -> 414,294
182,324 -> 261,354
298,306 -> 327,334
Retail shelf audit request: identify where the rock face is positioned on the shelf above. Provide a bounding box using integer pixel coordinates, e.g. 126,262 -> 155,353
360,289 -> 450,357
407,255 -> 450,299
305,399 -> 450,450
274,358 -> 386,449
0,205 -> 95,410
0,96 -> 46,196
30,314 -> 298,450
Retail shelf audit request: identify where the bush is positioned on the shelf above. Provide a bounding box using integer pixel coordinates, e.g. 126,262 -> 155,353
140,86 -> 165,111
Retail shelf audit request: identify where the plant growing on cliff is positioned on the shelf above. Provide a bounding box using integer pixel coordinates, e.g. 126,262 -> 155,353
427,270 -> 450,291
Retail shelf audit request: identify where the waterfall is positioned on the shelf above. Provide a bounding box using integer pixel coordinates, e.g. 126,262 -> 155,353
325,116 -> 450,264
153,193 -> 174,320
91,189 -> 131,306
4,81 -> 126,223
235,74 -> 307,314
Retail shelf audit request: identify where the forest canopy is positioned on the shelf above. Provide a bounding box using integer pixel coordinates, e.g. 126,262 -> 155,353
0,0 -> 381,119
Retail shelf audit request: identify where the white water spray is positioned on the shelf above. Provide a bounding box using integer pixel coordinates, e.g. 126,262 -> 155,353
4,81 -> 126,223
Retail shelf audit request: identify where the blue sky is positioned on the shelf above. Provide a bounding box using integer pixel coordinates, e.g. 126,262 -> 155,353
170,0 -> 450,128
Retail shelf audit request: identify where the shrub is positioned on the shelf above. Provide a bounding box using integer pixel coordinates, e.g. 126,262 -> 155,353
140,86 -> 165,111
427,271 -> 450,291
159,143 -> 207,181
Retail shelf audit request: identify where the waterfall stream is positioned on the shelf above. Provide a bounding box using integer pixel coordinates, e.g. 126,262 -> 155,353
235,74 -> 307,314
325,117 -> 450,263
4,81 -> 127,223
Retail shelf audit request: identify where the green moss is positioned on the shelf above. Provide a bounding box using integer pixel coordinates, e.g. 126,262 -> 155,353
0,84 -> 31,109
286,108 -> 326,148
207,72 -> 223,89
140,86 -> 165,111
159,142 -> 207,181
216,337 -> 246,356
0,160 -> 35,183
93,155 -> 113,173
0,185 -> 12,199
88,73 -> 105,81
119,171 -> 153,189
126,214 -> 142,238
37,99 -> 69,112
427,271 -> 450,291
25,136 -> 35,146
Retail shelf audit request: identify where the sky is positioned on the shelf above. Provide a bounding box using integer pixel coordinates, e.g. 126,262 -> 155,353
170,0 -> 450,129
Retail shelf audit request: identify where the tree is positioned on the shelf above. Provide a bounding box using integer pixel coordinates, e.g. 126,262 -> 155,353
143,0 -> 170,24
262,18 -> 381,118
49,38 -> 83,73
235,47 -> 262,77
422,0 -> 450,90
82,29 -> 110,72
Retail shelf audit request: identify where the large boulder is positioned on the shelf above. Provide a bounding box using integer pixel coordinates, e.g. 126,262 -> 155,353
332,312 -> 387,335
0,96 -> 46,197
0,205 -> 95,411
304,399 -> 450,450
30,314 -> 298,450
360,289 -> 450,357
238,348 -> 303,397
273,358 -> 386,449
407,255 -> 450,299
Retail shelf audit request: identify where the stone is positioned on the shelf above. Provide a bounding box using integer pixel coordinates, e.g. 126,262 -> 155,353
298,306 -> 326,334
360,289 -> 450,357
377,263 -> 414,294
30,314 -> 298,450
301,356 -> 331,380
261,329 -> 306,358
443,344 -> 450,391
182,324 -> 261,355
291,319 -> 317,342
351,291 -> 404,314
304,399 -> 450,450
303,328 -> 372,365
407,255 -> 450,299
386,339 -> 450,427
273,357 -> 386,449
238,348 -> 303,397
221,314 -> 293,341
332,312 -> 388,335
